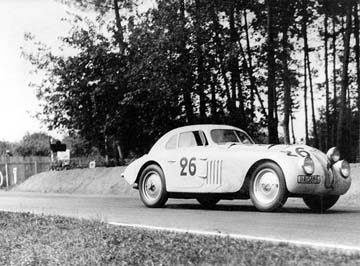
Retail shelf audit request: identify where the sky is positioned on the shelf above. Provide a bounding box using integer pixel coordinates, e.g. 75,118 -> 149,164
0,0 -> 154,142
0,0 -> 311,143
0,0 -> 72,141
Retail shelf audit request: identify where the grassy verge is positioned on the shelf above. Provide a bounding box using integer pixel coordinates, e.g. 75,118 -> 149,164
0,212 -> 359,265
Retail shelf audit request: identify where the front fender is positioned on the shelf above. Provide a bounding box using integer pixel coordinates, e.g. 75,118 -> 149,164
122,155 -> 150,186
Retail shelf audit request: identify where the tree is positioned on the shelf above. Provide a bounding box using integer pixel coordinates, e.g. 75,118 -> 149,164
62,134 -> 91,157
21,0 -> 360,161
301,0 -> 319,148
15,133 -> 51,157
323,0 -> 331,150
266,0 -> 279,144
243,9 -> 267,119
23,15 -> 131,157
332,13 -> 338,146
279,1 -> 296,144
354,3 -> 360,160
302,7 -> 309,145
336,0 -> 353,157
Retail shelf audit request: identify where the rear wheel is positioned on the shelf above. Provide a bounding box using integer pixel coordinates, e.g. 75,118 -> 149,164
303,195 -> 339,212
139,165 -> 168,208
249,162 -> 287,212
197,197 -> 220,209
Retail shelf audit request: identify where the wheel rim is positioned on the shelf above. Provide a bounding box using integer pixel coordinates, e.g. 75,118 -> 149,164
253,168 -> 280,205
142,171 -> 162,204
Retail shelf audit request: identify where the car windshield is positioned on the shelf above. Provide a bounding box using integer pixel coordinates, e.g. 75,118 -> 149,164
210,129 -> 254,145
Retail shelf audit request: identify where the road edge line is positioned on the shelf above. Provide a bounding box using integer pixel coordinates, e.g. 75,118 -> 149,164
108,222 -> 360,254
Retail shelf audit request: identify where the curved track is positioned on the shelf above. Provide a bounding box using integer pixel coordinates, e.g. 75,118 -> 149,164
0,192 -> 359,251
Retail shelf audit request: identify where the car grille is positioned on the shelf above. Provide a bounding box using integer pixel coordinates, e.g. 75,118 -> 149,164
206,160 -> 223,185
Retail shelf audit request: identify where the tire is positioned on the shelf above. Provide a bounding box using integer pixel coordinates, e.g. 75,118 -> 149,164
303,195 -> 339,213
139,164 -> 168,208
197,197 -> 220,209
249,162 -> 288,212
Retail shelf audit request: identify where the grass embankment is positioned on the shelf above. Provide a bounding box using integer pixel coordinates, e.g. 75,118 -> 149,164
12,166 -> 137,197
0,212 -> 359,266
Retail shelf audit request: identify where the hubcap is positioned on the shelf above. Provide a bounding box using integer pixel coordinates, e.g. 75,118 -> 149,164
142,171 -> 162,203
253,169 -> 280,204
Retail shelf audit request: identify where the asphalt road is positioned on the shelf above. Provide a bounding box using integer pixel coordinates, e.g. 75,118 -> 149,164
0,191 -> 360,251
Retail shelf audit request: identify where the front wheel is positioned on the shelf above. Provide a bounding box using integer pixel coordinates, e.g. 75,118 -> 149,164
249,162 -> 288,212
303,195 -> 339,213
139,165 -> 168,208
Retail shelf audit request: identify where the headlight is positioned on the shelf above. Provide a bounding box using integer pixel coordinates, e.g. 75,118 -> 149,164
327,147 -> 340,163
340,160 -> 350,178
302,156 -> 314,175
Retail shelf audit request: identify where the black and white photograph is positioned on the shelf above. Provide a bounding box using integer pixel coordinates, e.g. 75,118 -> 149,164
0,0 -> 360,265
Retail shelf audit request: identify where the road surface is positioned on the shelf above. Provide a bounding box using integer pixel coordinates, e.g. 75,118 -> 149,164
0,191 -> 359,251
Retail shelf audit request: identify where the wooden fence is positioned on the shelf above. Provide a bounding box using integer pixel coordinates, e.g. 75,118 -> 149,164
0,156 -> 110,187
0,156 -> 51,187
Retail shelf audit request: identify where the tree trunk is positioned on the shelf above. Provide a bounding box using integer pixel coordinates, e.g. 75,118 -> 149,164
210,74 -> 218,118
179,0 -> 194,123
281,40 -> 291,144
301,1 -> 318,148
302,3 -> 309,144
332,15 -> 337,146
355,4 -> 360,161
228,2 -> 245,127
113,0 -> 125,53
290,113 -> 296,144
210,0 -> 232,114
243,9 -> 267,118
336,1 -> 353,154
195,0 -> 206,119
266,0 -> 279,144
324,10 -> 330,150
116,143 -> 124,165
307,53 -> 319,148
280,3 -> 293,145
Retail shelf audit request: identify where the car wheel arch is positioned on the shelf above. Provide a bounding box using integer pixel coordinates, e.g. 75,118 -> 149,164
242,159 -> 288,194
136,160 -> 164,186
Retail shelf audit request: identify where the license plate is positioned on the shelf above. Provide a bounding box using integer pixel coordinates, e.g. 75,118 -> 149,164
297,175 -> 321,184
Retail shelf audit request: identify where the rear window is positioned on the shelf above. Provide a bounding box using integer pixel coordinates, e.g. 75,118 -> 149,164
165,134 -> 177,149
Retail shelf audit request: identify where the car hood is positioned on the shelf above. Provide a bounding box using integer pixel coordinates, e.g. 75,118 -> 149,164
227,143 -> 327,160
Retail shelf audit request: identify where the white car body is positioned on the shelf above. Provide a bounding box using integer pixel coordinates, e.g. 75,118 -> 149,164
122,124 -> 351,211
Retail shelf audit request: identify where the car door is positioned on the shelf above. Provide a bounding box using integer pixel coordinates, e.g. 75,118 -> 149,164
165,130 -> 208,192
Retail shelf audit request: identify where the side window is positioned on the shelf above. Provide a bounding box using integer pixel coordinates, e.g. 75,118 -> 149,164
178,131 -> 208,148
199,131 -> 208,146
179,132 -> 196,147
165,134 -> 177,149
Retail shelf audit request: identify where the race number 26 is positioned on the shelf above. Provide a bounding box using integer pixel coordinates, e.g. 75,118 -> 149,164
180,157 -> 196,176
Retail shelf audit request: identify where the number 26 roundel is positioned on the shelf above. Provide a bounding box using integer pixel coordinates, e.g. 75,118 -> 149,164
180,157 -> 196,176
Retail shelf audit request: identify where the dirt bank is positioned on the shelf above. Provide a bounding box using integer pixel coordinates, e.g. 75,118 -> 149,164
12,167 -> 137,197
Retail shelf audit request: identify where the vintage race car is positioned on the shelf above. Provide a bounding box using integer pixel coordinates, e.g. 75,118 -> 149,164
122,124 -> 351,212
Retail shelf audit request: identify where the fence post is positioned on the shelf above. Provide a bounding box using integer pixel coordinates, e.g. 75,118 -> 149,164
34,161 -> 38,175
13,167 -> 17,185
5,162 -> 8,187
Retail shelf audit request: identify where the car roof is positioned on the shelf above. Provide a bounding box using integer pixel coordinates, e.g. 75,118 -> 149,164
170,124 -> 239,132
149,124 -> 245,153
161,124 -> 243,138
